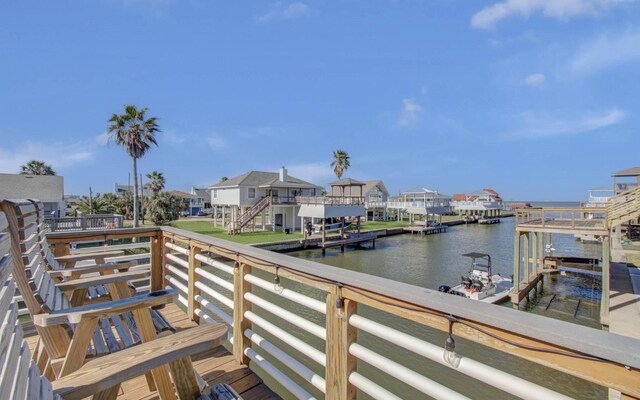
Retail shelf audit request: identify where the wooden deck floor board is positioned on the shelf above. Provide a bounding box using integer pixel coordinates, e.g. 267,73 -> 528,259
21,303 -> 281,400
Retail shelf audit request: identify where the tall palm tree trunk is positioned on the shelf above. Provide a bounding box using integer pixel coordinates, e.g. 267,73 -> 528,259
133,157 -> 139,227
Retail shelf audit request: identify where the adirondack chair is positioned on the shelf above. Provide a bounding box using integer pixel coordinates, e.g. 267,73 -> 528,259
1,203 -> 190,396
0,214 -> 228,399
6,199 -> 147,304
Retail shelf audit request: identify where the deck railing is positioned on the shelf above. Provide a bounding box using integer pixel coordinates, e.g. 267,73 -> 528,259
297,196 -> 365,206
515,208 -> 609,232
44,226 -> 640,400
608,185 -> 640,228
44,214 -> 124,232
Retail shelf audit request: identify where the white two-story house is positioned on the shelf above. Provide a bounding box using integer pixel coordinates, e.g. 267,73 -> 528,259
209,167 -> 322,233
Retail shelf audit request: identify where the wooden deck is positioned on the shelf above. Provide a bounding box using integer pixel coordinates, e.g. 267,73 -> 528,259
516,218 -> 608,235
23,303 -> 281,400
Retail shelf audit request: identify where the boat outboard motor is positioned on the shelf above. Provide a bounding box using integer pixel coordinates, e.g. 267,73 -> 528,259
460,276 -> 472,288
438,285 -> 451,293
471,280 -> 484,291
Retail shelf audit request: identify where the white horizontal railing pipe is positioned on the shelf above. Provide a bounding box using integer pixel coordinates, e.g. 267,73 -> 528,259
244,292 -> 326,340
349,372 -> 402,400
165,253 -> 189,269
194,253 -> 234,275
244,348 -> 316,400
165,275 -> 188,296
194,307 -> 217,324
194,294 -> 233,325
245,273 -> 326,314
195,267 -> 234,292
164,241 -> 189,255
244,311 -> 326,366
350,315 -> 571,400
245,329 -> 326,393
166,264 -> 189,282
194,281 -> 234,309
349,343 -> 470,400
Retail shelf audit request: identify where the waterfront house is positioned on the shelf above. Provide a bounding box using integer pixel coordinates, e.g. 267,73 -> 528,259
209,167 -> 322,233
386,187 -> 452,221
0,173 -> 65,217
362,180 -> 389,221
191,187 -> 211,209
168,190 -> 205,216
451,188 -> 503,217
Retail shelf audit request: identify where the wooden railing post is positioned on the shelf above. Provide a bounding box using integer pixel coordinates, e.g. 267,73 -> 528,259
233,262 -> 251,365
188,244 -> 201,323
150,232 -> 164,292
326,289 -> 357,400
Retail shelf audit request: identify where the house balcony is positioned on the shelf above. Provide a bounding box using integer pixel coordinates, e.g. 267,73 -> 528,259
296,195 -> 365,206
12,225 -> 640,399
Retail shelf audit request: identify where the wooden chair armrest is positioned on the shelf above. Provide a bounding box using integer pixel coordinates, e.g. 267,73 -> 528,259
34,289 -> 176,326
55,250 -> 125,263
54,270 -> 149,292
49,261 -> 138,277
52,323 -> 227,400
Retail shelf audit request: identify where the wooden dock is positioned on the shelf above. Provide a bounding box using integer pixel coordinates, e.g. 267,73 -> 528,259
318,232 -> 376,254
403,225 -> 447,235
23,303 -> 281,400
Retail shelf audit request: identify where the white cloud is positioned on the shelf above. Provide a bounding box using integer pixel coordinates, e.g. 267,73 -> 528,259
570,30 -> 640,75
397,98 -> 423,127
511,107 -> 627,138
256,2 -> 310,23
95,132 -> 110,145
205,134 -> 229,152
162,130 -> 185,144
0,141 -> 95,173
524,73 -> 546,86
471,0 -> 632,29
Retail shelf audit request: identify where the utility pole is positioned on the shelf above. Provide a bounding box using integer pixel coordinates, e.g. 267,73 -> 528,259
89,187 -> 93,215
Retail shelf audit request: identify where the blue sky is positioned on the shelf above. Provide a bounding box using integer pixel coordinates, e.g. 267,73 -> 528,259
1,1 -> 639,201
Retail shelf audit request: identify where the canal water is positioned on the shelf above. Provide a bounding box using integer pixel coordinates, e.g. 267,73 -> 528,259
254,217 -> 605,399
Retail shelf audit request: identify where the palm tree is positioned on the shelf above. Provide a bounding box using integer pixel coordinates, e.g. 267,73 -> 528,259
330,150 -> 350,179
20,160 -> 55,175
145,171 -> 165,195
108,105 -> 160,227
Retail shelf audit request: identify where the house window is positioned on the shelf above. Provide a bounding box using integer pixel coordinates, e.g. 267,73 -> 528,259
248,188 -> 256,199
213,190 -> 218,199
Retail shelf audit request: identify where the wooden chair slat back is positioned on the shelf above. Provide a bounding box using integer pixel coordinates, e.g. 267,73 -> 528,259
0,210 -> 55,400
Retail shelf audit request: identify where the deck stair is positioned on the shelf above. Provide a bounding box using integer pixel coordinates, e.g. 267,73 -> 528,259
227,196 -> 271,234
607,185 -> 640,228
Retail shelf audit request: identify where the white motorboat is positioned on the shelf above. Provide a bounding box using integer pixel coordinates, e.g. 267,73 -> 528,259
438,252 -> 512,304
312,218 -> 353,233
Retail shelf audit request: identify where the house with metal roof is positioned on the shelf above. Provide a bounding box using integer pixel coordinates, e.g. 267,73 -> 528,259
451,188 -> 504,217
209,167 -> 322,233
386,187 -> 453,221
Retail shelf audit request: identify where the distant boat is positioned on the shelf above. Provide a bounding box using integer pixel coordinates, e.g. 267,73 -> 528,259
313,218 -> 352,233
438,253 -> 512,304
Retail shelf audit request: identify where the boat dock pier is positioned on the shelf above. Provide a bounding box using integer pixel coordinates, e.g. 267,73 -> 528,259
511,207 -> 611,323
403,224 -> 447,235
318,232 -> 376,254
478,217 -> 500,224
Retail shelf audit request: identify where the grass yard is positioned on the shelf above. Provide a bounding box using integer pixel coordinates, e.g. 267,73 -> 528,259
168,220 -> 303,245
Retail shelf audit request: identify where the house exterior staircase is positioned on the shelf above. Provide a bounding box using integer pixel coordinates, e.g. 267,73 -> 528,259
607,185 -> 640,228
227,196 -> 272,234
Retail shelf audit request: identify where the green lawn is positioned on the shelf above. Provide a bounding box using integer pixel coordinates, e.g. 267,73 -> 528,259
168,220 -> 303,245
